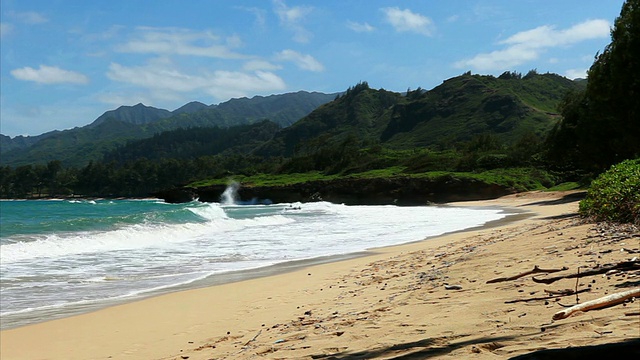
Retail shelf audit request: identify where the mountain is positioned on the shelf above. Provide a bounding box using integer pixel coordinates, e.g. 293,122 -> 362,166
380,72 -> 579,148
254,82 -> 402,156
172,101 -> 209,115
0,131 -> 58,154
0,91 -> 337,167
255,73 -> 583,157
90,103 -> 173,127
102,120 -> 281,165
209,91 -> 338,127
1,74 -> 581,168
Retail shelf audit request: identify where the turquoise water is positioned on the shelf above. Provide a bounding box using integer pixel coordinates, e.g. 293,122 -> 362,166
1,199 -> 199,238
0,197 -> 508,329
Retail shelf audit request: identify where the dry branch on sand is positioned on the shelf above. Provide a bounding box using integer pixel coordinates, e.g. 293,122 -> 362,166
486,265 -> 568,284
552,288 -> 640,320
532,261 -> 640,284
504,288 -> 591,304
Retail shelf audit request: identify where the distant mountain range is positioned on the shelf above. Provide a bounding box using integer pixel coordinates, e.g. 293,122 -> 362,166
1,72 -> 584,168
0,91 -> 337,166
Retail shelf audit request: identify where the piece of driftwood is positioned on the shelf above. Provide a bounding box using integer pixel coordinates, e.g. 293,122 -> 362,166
533,261 -> 640,284
242,330 -> 262,347
544,288 -> 577,295
486,265 -> 568,284
552,288 -> 640,320
505,288 -> 591,303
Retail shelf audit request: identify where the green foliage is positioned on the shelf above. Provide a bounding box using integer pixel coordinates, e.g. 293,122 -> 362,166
547,182 -> 582,191
380,73 -> 577,150
579,159 -> 640,224
103,121 -> 280,164
547,0 -> 640,172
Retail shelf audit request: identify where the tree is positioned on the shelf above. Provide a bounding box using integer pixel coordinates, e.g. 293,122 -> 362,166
12,165 -> 37,197
586,0 -> 640,165
547,0 -> 640,172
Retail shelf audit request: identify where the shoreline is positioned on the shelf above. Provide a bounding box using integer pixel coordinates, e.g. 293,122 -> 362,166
2,190 -> 638,359
0,202 -> 520,331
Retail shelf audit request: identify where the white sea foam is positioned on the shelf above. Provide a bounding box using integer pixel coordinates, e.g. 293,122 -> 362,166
0,200 -> 509,329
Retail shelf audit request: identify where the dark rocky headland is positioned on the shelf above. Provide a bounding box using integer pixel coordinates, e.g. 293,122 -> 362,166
153,176 -> 514,205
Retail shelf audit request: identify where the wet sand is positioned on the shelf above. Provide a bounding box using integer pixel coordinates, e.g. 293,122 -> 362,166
1,191 -> 638,359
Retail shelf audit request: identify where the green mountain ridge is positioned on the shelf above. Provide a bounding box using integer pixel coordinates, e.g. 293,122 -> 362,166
255,73 -> 583,159
89,103 -> 173,127
0,91 -> 337,167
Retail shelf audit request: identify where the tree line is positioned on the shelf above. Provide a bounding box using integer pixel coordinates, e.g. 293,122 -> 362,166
0,129 -> 548,199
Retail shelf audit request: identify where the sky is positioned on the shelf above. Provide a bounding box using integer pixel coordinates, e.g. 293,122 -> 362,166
0,0 -> 626,137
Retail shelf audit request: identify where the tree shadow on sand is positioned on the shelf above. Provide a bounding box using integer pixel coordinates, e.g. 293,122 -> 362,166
508,338 -> 640,359
309,335 -> 515,359
309,335 -> 640,360
520,192 -> 586,207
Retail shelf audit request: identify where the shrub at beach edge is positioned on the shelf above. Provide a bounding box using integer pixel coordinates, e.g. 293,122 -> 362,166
579,159 -> 640,224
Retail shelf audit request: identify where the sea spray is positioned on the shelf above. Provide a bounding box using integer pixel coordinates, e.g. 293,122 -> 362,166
220,181 -> 239,205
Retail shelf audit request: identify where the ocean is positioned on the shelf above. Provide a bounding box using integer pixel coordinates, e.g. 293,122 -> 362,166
0,193 -> 509,330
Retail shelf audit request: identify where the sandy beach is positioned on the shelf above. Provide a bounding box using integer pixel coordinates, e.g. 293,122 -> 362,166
1,191 -> 638,359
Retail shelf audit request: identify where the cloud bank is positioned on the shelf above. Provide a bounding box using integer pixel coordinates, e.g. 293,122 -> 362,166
455,19 -> 610,71
11,65 -> 89,84
382,7 -> 434,36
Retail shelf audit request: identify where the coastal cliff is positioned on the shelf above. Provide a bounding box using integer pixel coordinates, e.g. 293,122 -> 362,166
154,176 -> 515,205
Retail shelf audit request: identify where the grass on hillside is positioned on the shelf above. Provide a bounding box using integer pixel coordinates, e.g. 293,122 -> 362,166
188,167 -> 559,193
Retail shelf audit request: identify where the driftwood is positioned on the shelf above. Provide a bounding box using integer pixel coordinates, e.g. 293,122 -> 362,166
552,288 -> 640,320
533,261 -> 640,284
505,288 -> 591,304
243,329 -> 262,346
487,265 -> 568,284
544,288 -> 579,296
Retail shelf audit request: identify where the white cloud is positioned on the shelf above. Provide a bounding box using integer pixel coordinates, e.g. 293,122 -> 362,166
236,6 -> 267,28
455,19 -> 611,71
382,7 -> 434,36
226,34 -> 244,48
116,27 -> 247,59
565,68 -> 588,79
106,58 -> 286,103
97,92 -> 156,107
11,65 -> 89,84
206,71 -> 286,99
501,19 -> 610,48
243,59 -> 281,71
78,25 -> 126,43
347,21 -> 375,33
275,50 -> 324,72
1,23 -> 14,37
107,59 -> 204,93
9,11 -> 48,24
454,45 -> 539,71
273,0 -> 313,43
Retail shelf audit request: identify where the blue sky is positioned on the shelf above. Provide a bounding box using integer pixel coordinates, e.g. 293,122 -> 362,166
0,0 -> 625,137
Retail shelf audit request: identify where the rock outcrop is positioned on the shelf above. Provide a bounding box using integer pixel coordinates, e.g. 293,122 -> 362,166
154,176 -> 515,205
